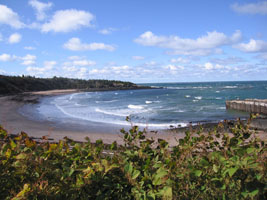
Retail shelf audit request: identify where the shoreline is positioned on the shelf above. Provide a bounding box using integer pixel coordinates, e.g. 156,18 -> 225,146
0,89 -> 186,146
1,89 -> 266,146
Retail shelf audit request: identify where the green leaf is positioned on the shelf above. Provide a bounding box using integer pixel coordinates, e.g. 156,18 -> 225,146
10,139 -> 16,149
246,147 -> 255,154
213,164 -> 218,173
161,186 -> 172,199
249,189 -> 259,197
241,191 -> 248,198
5,148 -> 11,159
194,170 -> 202,177
69,168 -> 75,177
16,153 -> 27,160
124,162 -> 133,175
228,167 -> 238,177
132,170 -> 140,179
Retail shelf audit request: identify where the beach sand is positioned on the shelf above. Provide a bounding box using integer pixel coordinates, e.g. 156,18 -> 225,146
0,90 -> 185,146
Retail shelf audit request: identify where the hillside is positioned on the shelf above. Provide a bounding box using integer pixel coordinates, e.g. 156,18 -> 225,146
0,75 -> 146,95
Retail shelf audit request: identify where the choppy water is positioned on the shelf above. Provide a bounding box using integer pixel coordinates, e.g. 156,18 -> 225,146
33,81 -> 267,129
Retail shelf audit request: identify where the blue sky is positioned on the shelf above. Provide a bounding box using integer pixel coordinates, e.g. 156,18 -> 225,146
0,0 -> 266,83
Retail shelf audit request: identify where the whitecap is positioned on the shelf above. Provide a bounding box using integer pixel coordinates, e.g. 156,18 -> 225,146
194,96 -> 202,100
222,86 -> 238,89
145,101 -> 152,104
128,104 -> 144,109
185,95 -> 191,98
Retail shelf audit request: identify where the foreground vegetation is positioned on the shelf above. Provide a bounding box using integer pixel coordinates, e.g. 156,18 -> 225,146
0,75 -> 145,95
0,118 -> 266,199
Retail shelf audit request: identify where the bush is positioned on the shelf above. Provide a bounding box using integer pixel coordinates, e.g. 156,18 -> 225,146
0,117 -> 266,199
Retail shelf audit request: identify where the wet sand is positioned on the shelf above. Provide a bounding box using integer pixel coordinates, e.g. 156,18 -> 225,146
0,90 -> 185,146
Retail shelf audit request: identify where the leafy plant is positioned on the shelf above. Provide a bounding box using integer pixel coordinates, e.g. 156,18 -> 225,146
0,117 -> 266,199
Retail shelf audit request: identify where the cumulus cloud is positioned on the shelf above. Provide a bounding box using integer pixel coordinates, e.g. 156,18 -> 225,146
134,30 -> 241,56
29,0 -> 53,21
163,64 -> 184,74
27,60 -> 56,76
132,56 -> 145,60
0,53 -> 17,62
234,39 -> 267,53
231,1 -> 267,15
41,9 -> 94,32
63,37 -> 115,51
0,5 -> 24,28
8,33 -> 22,44
21,54 -> 36,66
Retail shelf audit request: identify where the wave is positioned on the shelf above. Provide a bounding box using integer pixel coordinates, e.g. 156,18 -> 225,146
165,86 -> 211,90
95,108 -> 128,117
128,104 -> 144,109
145,101 -> 152,104
222,86 -> 238,89
185,95 -> 191,98
215,97 -> 222,100
55,103 -> 188,129
194,96 -> 202,100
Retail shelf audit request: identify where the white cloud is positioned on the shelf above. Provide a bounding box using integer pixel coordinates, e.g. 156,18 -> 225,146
29,0 -> 53,21
41,9 -> 94,32
0,69 -> 6,75
63,59 -> 96,67
132,56 -> 145,60
204,62 -> 225,70
24,46 -> 36,50
99,27 -> 116,35
72,60 -> 96,66
170,57 -> 189,64
234,39 -> 267,53
0,5 -> 24,28
134,30 -> 241,56
8,33 -> 22,44
43,60 -> 56,69
231,1 -> 267,15
112,65 -> 129,71
164,64 -> 184,71
63,37 -> 115,51
26,60 -> 56,76
21,54 -> 36,66
0,53 -> 17,61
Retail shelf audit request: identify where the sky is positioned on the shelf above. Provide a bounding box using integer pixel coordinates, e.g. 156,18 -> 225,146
0,0 -> 266,83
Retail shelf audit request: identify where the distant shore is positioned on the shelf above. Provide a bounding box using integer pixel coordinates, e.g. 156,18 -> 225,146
0,89 -> 266,146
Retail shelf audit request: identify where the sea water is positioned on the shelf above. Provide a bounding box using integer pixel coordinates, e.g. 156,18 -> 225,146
32,81 -> 267,129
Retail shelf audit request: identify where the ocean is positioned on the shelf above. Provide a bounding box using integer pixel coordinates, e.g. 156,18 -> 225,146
21,81 -> 267,130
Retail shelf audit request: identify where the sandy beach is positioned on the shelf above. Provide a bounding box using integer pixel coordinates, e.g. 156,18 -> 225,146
0,90 -> 186,146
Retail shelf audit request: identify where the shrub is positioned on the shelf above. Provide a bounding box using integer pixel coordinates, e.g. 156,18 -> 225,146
0,117 -> 266,199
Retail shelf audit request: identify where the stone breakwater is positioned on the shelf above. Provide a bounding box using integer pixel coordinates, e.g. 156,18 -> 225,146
226,99 -> 267,115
